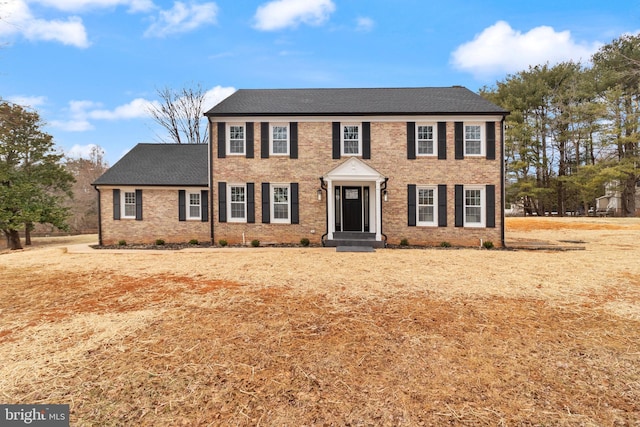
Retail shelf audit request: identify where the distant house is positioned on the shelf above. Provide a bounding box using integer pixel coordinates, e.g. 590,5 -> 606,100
94,87 -> 509,247
595,180 -> 640,216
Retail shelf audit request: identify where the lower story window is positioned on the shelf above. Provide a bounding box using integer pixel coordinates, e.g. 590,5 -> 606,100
188,192 -> 201,219
271,184 -> 290,223
417,187 -> 437,225
229,185 -> 246,222
464,187 -> 485,227
123,191 -> 136,218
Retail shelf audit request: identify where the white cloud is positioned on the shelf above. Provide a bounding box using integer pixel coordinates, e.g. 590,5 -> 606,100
144,1 -> 218,38
253,0 -> 335,31
451,21 -> 601,78
203,85 -> 236,110
50,119 -> 94,132
66,143 -> 100,159
88,98 -> 158,120
6,95 -> 48,108
0,0 -> 89,47
32,0 -> 155,13
356,16 -> 374,32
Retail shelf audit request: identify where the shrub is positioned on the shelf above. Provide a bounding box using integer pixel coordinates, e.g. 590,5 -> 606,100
155,239 -> 165,246
251,239 -> 260,247
300,237 -> 310,247
440,241 -> 451,248
118,239 -> 126,246
218,239 -> 228,247
483,240 -> 494,249
399,238 -> 409,246
188,239 -> 199,245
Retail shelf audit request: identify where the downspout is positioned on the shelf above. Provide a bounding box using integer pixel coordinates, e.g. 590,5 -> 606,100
94,185 -> 103,246
500,116 -> 506,248
319,177 -> 328,246
380,177 -> 388,247
208,117 -> 215,244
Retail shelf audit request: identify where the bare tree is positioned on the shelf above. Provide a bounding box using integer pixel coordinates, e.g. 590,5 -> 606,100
65,146 -> 108,233
148,84 -> 208,144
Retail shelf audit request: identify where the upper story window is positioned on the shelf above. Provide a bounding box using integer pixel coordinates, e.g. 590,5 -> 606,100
342,124 -> 361,155
464,186 -> 485,227
122,191 -> 136,219
228,184 -> 246,222
188,192 -> 201,219
417,186 -> 437,226
228,124 -> 245,155
271,184 -> 290,223
417,124 -> 436,156
464,124 -> 484,156
271,124 -> 289,155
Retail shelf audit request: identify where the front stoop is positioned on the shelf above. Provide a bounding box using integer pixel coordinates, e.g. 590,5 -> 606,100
324,232 -> 385,248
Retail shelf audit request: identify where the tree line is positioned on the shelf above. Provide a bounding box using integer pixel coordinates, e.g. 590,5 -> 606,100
481,34 -> 640,217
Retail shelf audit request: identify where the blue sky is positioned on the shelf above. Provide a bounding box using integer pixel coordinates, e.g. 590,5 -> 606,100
1,0 -> 638,165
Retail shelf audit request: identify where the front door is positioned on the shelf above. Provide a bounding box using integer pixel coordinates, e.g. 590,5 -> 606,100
342,186 -> 362,231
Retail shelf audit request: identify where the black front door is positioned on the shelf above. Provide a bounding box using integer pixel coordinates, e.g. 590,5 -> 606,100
342,186 -> 362,231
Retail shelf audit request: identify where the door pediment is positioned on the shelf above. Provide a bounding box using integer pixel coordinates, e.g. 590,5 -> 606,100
323,157 -> 385,182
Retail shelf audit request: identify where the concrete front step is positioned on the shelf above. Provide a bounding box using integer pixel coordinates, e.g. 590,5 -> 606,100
324,232 -> 385,248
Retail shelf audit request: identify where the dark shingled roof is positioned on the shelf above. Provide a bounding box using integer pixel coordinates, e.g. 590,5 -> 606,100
93,143 -> 208,186
205,87 -> 508,117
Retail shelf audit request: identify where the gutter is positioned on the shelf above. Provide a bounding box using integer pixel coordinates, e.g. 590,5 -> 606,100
93,185 -> 103,246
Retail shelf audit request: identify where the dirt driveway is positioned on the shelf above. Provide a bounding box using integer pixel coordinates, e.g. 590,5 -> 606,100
0,217 -> 639,425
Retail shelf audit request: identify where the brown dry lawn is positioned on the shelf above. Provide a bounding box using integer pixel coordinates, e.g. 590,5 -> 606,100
1,217 -> 639,426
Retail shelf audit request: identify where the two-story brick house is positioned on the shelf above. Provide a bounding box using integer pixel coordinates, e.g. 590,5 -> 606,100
94,86 -> 508,248
205,87 -> 508,248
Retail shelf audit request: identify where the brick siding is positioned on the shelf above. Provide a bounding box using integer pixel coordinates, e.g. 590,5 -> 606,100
98,187 -> 209,245
212,120 -> 503,247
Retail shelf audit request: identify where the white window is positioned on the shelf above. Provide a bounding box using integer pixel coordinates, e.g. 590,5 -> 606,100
227,124 -> 245,155
464,186 -> 485,227
271,184 -> 290,223
122,191 -> 136,219
228,185 -> 246,222
417,186 -> 437,226
188,192 -> 201,219
417,124 -> 436,156
342,124 -> 361,155
464,123 -> 484,156
270,124 -> 289,155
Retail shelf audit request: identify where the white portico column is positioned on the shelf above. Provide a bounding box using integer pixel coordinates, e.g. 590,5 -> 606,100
326,179 -> 334,240
375,179 -> 382,241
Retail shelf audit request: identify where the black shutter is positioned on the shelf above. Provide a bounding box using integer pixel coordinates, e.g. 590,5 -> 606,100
486,185 -> 496,228
455,185 -> 463,227
438,185 -> 447,227
454,122 -> 464,160
261,122 -> 269,159
113,189 -> 120,220
217,122 -> 226,158
290,122 -> 298,159
247,183 -> 255,223
291,183 -> 299,224
486,121 -> 496,160
407,184 -> 416,226
407,122 -> 416,160
261,183 -> 270,224
332,122 -> 340,159
201,190 -> 209,222
135,189 -> 143,221
362,122 -> 370,159
218,182 -> 227,222
246,122 -> 254,158
178,190 -> 186,221
438,122 -> 447,160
